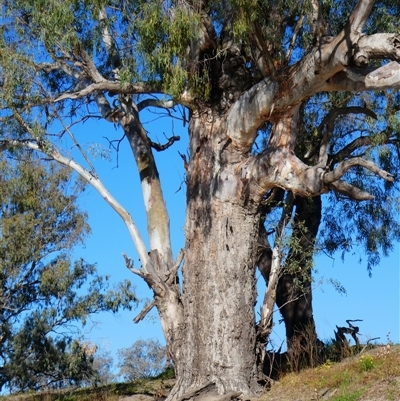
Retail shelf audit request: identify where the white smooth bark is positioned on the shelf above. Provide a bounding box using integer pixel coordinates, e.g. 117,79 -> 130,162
0,139 -> 150,267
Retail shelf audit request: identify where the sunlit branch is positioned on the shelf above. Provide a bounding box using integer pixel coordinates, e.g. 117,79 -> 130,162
98,7 -> 120,69
329,180 -> 374,200
324,157 -> 394,184
286,16 -> 304,62
325,62 -> 400,92
348,0 -> 375,34
0,138 -> 150,268
259,192 -> 294,339
137,98 -> 175,111
53,81 -> 161,103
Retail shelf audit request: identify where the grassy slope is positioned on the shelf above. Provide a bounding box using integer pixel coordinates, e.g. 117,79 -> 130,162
3,344 -> 399,401
258,344 -> 400,401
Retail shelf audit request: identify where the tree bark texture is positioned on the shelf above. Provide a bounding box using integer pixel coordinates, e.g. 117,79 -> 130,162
169,112 -> 263,399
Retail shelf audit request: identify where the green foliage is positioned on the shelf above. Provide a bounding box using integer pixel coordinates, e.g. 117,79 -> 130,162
298,90 -> 400,273
358,355 -> 375,372
0,153 -> 137,392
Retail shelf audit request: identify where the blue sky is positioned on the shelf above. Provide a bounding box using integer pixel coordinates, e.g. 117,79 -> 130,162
70,108 -> 399,366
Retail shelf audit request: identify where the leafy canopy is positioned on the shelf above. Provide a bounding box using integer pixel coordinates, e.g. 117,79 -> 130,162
0,153 -> 137,392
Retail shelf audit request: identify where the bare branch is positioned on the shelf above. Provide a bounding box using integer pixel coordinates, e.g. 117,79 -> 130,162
0,138 -> 150,267
133,300 -> 156,323
286,16 -> 305,62
329,180 -> 374,200
324,157 -> 394,184
325,61 -> 400,92
122,253 -> 143,276
354,33 -> 400,66
150,135 -> 180,152
317,106 -> 377,166
138,98 -> 175,111
349,0 -> 375,34
53,81 -> 161,103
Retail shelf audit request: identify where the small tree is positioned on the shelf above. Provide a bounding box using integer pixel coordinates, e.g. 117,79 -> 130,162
0,154 -> 137,392
90,347 -> 116,386
118,339 -> 167,381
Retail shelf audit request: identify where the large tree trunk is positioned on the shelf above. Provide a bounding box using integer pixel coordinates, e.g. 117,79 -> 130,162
168,111 -> 263,400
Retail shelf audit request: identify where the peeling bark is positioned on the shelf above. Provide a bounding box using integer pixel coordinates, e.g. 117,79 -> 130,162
168,112 -> 263,399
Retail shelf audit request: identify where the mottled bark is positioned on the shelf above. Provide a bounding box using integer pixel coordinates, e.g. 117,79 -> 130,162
169,112 -> 263,400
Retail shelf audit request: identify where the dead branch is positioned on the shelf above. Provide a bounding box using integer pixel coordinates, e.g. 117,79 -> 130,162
150,135 -> 180,152
133,300 -> 156,323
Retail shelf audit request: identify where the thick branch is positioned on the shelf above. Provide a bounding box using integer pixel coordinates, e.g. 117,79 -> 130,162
121,98 -> 173,262
98,7 -> 120,69
354,34 -> 400,66
348,0 -> 375,34
328,180 -> 374,200
226,2 -> 398,151
53,81 -> 161,102
248,146 -> 393,203
324,157 -> 394,184
137,98 -> 175,111
325,61 -> 400,91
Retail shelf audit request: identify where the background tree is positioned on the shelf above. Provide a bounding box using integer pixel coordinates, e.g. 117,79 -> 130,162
118,339 -> 167,381
0,154 -> 137,392
90,348 -> 116,387
0,0 -> 399,399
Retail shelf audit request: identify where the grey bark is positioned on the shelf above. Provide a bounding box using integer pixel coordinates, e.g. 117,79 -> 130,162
169,113 -> 263,399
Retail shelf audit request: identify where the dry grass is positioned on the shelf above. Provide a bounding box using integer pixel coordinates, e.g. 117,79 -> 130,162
2,345 -> 399,401
257,343 -> 400,401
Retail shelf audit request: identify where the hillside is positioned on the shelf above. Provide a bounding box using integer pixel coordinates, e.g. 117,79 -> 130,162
4,344 -> 399,401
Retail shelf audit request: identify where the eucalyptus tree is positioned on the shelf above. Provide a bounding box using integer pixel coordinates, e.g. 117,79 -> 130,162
0,154 -> 137,392
0,0 -> 399,399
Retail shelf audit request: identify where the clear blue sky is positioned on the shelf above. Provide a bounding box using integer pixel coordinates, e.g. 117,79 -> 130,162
71,109 -> 399,365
